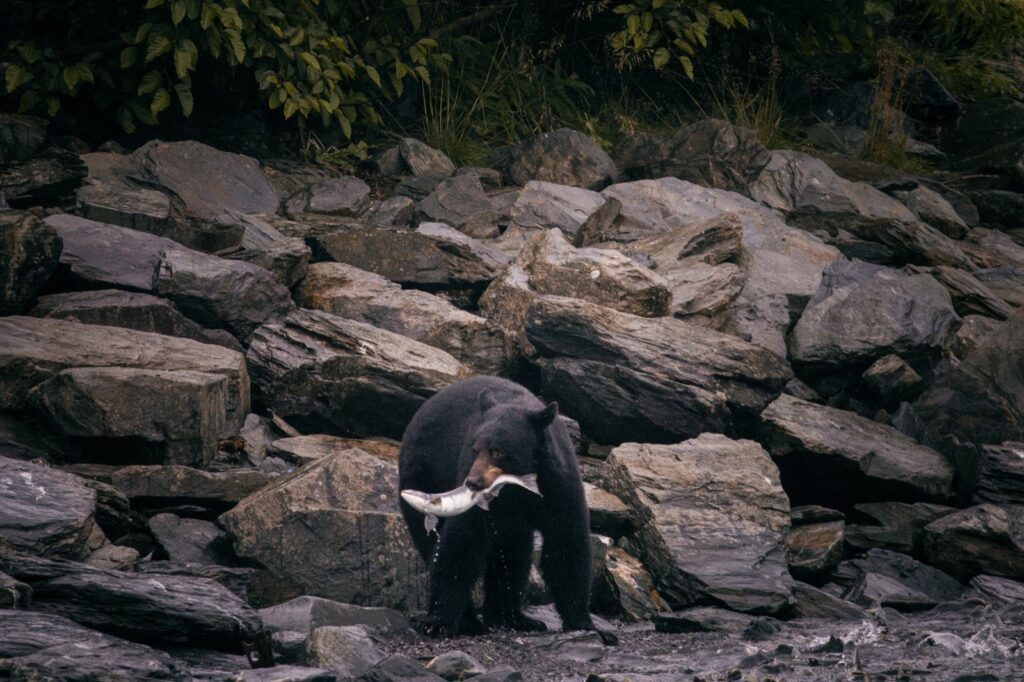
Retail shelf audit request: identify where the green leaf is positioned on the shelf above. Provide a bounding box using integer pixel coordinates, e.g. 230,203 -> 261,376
299,52 -> 320,71
171,0 -> 186,25
626,14 -> 640,33
174,39 -> 198,78
402,0 -> 421,30
120,46 -> 139,68
63,67 -> 80,91
282,99 -> 298,120
17,90 -> 39,114
138,70 -> 162,95
46,96 -> 60,117
174,83 -> 194,117
135,23 -> 154,46
75,64 -> 95,84
653,47 -> 670,69
150,88 -> 171,116
652,0 -> 665,8
678,55 -> 694,79
16,43 -> 42,64
335,110 -> 352,138
145,0 -> 165,8
146,36 -> 173,63
117,107 -> 136,134
4,64 -> 32,93
364,64 -> 381,87
225,29 -> 246,63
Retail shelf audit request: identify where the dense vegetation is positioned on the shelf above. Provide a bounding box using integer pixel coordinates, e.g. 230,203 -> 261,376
2,0 -> 1022,160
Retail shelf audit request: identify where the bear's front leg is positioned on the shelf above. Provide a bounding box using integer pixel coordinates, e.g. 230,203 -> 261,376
417,510 -> 489,638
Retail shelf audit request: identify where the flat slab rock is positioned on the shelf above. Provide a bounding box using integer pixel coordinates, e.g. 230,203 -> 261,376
110,464 -> 269,513
0,610 -> 183,680
0,553 -> 264,652
46,213 -> 292,341
509,180 -> 620,239
259,595 -> 408,634
247,308 -> 467,439
0,455 -> 97,559
525,295 -> 792,444
974,441 -> 1024,505
923,504 -> 1024,581
600,434 -> 794,614
220,447 -> 425,610
0,315 -> 250,436
759,394 -> 954,509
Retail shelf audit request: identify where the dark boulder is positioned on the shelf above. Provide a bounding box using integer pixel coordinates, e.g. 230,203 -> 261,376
0,209 -> 61,314
508,128 -> 617,190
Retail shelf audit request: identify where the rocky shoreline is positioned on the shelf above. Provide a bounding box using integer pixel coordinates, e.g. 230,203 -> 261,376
1,95 -> 1023,680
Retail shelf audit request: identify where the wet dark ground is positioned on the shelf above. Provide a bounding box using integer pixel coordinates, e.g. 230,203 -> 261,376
376,603 -> 1024,681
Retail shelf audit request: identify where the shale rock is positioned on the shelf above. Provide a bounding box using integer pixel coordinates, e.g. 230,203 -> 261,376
592,546 -> 665,621
859,354 -> 924,405
508,128 -> 617,190
904,265 -> 1011,321
366,195 -> 415,226
945,97 -> 1024,186
785,520 -> 844,583
970,188 -> 1024,229
845,501 -> 955,555
397,138 -> 456,178
222,212 -> 311,288
297,262 -> 510,375
525,296 -> 792,444
426,650 -> 486,680
149,513 -> 232,564
0,113 -> 47,161
959,228 -> 1024,270
922,504 -> 1024,581
0,571 -> 30,608
0,150 -> 86,208
32,289 -> 241,350
286,175 -> 371,217
110,465 -> 269,514
975,266 -> 1024,308
247,308 -> 465,438
0,455 -> 96,559
417,173 -> 497,237
789,259 -> 959,369
759,394 -> 955,508
836,548 -> 964,610
602,435 -> 794,614
966,575 -> 1024,605
890,185 -> 968,239
0,209 -> 61,315
46,214 -> 292,340
220,447 -> 424,609
510,180 -> 620,238
790,582 -> 868,620
974,442 -> 1024,505
306,625 -> 387,678
259,595 -> 408,634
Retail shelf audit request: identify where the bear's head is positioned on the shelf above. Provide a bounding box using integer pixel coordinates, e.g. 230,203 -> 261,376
464,388 -> 558,491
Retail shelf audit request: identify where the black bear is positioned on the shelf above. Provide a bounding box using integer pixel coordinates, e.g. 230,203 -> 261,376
398,375 -> 616,644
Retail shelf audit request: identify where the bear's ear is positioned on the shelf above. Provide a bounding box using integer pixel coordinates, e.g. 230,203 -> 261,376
529,401 -> 559,428
479,389 -> 499,412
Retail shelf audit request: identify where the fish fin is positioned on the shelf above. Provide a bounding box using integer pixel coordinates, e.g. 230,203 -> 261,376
477,494 -> 491,511
425,514 -> 439,535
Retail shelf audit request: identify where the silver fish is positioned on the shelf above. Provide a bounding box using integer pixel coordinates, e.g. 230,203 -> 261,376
400,473 -> 542,534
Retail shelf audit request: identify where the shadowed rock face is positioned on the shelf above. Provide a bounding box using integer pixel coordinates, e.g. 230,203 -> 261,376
0,209 -> 61,315
600,435 -> 794,615
508,128 -> 617,190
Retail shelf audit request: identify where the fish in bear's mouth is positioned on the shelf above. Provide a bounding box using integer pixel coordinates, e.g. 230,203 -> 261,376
400,473 -> 542,534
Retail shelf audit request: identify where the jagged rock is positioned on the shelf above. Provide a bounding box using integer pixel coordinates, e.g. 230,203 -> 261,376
268,434 -> 390,466
913,310 -> 1024,454
220,447 -> 424,609
0,113 -> 47,161
975,266 -> 1024,308
426,650 -> 485,680
397,138 -> 456,178
904,265 -> 1011,321
584,483 -> 631,537
31,367 -> 229,466
845,501 -> 955,555
455,165 -> 502,189
0,316 -> 250,434
508,128 -> 617,190
836,548 -> 964,610
0,149 -> 86,208
960,228 -> 1024,269
949,314 -> 1005,359
259,596 -> 408,634
525,296 -> 792,444
110,465 -> 268,514
297,262 -> 511,375
790,506 -> 844,525
652,607 -> 755,634
759,394 -> 954,508
0,571 -> 30,608
247,308 -> 465,439
945,97 -> 1024,186
395,172 -> 447,200
0,455 -> 96,559
0,209 -> 61,315
367,196 -> 415,226
0,553 -> 265,652
135,561 -> 259,603
149,513 -> 232,564
791,582 -> 867,620
0,610 -> 183,680
32,289 -> 241,351
859,354 -> 924,405
970,189 -> 1024,229
418,174 -> 497,237
592,546 -> 665,621
286,176 -> 371,217
974,442 -> 1024,505
616,119 -> 771,192
891,186 -> 969,239
221,212 -> 311,288
789,260 -> 959,369
359,655 -> 446,682
305,625 -> 387,678
480,230 -> 670,354
46,214 -> 293,341
966,575 -> 1024,605
602,435 -> 793,614
308,222 -> 509,293
845,218 -> 977,269
923,505 -> 1024,581
510,180 -> 620,238
786,520 -> 844,583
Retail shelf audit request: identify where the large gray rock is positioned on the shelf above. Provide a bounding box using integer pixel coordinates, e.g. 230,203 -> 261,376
510,180 -> 620,239
31,368 -> 228,466
904,265 -> 1011,321
785,519 -> 844,583
0,210 -> 61,315
974,442 -> 1024,506
110,465 -> 269,514
0,316 -> 250,436
975,266 -> 1024,309
220,447 -> 424,610
789,259 -> 959,368
148,513 -> 230,564
601,435 -> 793,614
309,222 -> 509,292
525,296 -> 792,444
247,308 -> 466,439
966,575 -> 1024,605
891,185 -> 968,239
0,553 -> 266,652
480,230 -> 671,353
0,455 -> 96,559
0,610 -> 183,680
297,262 -> 511,375
305,625 -> 386,678
46,214 -> 293,341
259,595 -> 408,634
759,394 -> 955,508
286,175 -> 371,217
397,138 -> 456,178
960,227 -> 1024,269
417,174 -> 497,237
922,504 -> 1024,581
845,501 -> 955,556
835,548 -> 964,610
221,212 -> 311,288
32,289 -> 242,350
508,128 -> 617,190
614,119 -> 771,193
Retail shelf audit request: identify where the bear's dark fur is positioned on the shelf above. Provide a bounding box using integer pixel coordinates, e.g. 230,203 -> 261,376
398,376 -> 615,644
